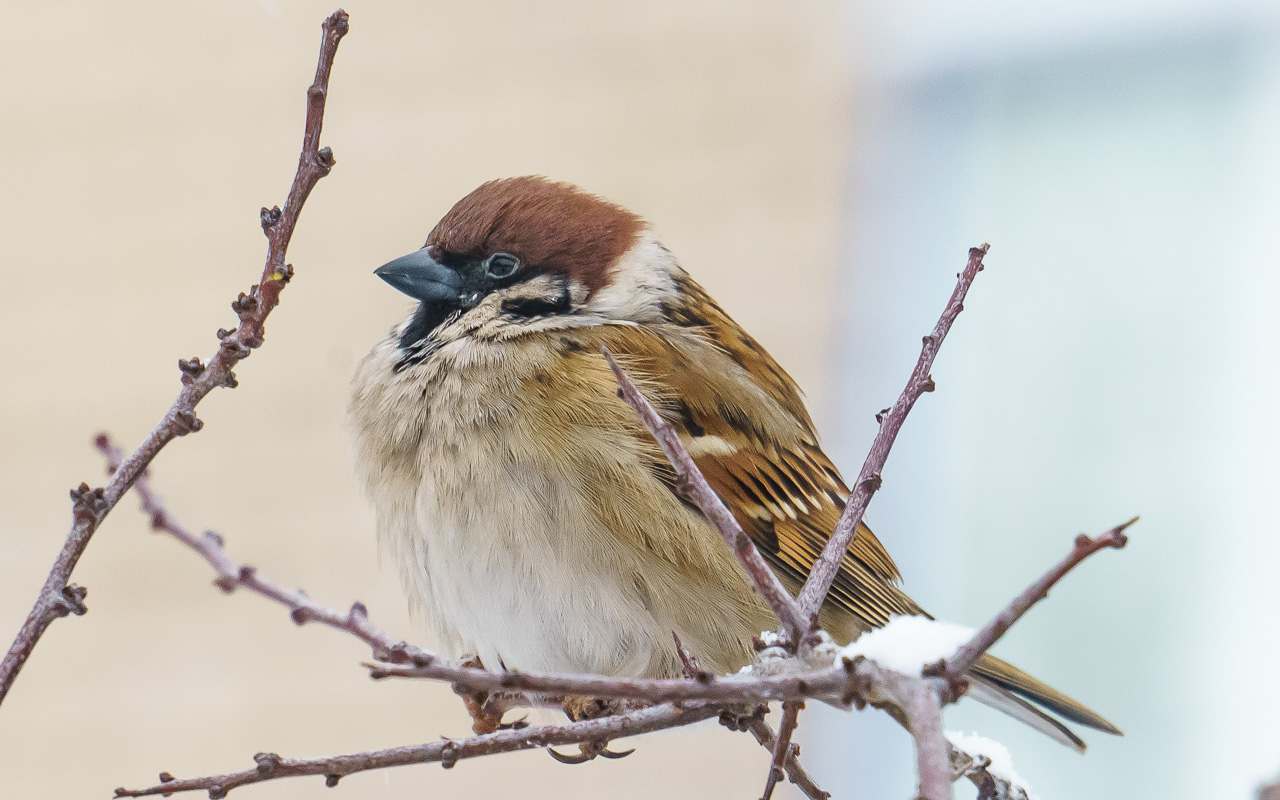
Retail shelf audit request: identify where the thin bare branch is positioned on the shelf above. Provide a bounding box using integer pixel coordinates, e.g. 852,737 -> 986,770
368,659 -> 857,706
94,435 -> 434,667
0,9 -> 351,708
850,660 -> 950,800
905,681 -> 950,800
761,700 -> 804,800
797,244 -> 990,620
106,429 -> 1128,798
945,516 -> 1137,679
114,702 -> 719,798
96,433 -> 866,708
746,717 -> 830,800
602,346 -> 810,642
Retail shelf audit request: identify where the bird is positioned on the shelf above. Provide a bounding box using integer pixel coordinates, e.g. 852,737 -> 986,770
348,175 -> 1120,750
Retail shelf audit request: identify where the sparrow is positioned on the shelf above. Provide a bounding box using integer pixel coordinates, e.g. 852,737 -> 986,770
348,176 -> 1120,749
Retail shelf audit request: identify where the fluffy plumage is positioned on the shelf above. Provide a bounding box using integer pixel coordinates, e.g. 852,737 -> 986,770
349,177 -> 1120,749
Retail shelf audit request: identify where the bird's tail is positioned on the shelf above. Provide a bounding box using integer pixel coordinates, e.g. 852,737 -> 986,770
966,652 -> 1122,752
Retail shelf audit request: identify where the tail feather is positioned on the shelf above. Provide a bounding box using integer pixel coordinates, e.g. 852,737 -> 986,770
971,653 -> 1123,736
967,676 -> 1087,752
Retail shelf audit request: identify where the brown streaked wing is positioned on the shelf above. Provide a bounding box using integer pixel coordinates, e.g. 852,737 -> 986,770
593,296 -> 921,640
694,440 -> 924,639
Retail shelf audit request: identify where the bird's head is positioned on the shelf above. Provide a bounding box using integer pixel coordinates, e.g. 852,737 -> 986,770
376,176 -> 680,350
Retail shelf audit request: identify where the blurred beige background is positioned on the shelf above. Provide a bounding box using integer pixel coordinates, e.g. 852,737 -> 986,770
0,2 -> 852,798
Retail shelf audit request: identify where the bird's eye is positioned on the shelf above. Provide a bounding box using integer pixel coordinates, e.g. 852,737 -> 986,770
485,252 -> 521,279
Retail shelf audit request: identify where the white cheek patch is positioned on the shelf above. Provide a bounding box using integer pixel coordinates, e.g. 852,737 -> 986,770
586,229 -> 680,323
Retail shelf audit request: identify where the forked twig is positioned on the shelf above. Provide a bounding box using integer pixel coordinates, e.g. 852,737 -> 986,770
0,8 -> 351,708
796,245 -> 990,619
945,517 -> 1137,679
761,700 -> 805,800
114,703 -> 720,798
746,717 -> 831,800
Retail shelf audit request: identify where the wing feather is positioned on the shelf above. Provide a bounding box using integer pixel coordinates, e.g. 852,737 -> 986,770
590,284 -> 918,642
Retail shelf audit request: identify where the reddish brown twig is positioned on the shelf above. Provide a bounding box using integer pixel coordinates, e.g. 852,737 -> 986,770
94,435 -> 437,668
601,346 -> 810,642
0,9 -> 350,708
113,702 -> 720,798
945,517 -> 1138,679
761,700 -> 804,800
849,659 -> 951,800
797,244 -> 989,619
102,436 -> 846,796
745,717 -> 830,800
370,654 -> 858,705
105,431 -> 1116,798
98,431 -> 869,706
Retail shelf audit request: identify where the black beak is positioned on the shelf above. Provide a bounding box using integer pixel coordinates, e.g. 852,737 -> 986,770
374,248 -> 464,303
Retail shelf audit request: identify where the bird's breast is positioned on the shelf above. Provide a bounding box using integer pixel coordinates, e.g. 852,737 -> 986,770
349,333 -> 686,677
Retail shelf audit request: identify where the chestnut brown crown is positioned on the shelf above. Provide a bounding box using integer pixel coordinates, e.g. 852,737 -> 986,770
427,176 -> 644,296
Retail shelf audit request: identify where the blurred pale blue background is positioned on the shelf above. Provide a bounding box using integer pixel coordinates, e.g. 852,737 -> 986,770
809,2 -> 1280,799
1,2 -> 1277,799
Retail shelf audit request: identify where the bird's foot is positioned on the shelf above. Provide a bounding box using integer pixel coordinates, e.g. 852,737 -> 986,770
454,656 -> 531,734
547,740 -> 636,765
562,694 -> 630,722
717,703 -> 767,732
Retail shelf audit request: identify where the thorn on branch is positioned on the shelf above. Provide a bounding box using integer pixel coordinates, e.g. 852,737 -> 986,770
922,375 -> 936,393
440,740 -> 458,769
875,407 -> 891,424
859,473 -> 883,492
171,410 -> 204,436
53,584 -> 89,617
260,206 -> 282,230
213,575 -> 238,593
254,753 -> 281,774
324,774 -> 340,787
178,357 -> 206,385
349,601 -> 368,621
70,483 -> 108,521
216,327 -> 236,340
231,292 -> 259,317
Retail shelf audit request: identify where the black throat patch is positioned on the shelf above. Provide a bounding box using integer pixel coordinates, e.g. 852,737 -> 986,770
394,303 -> 458,372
